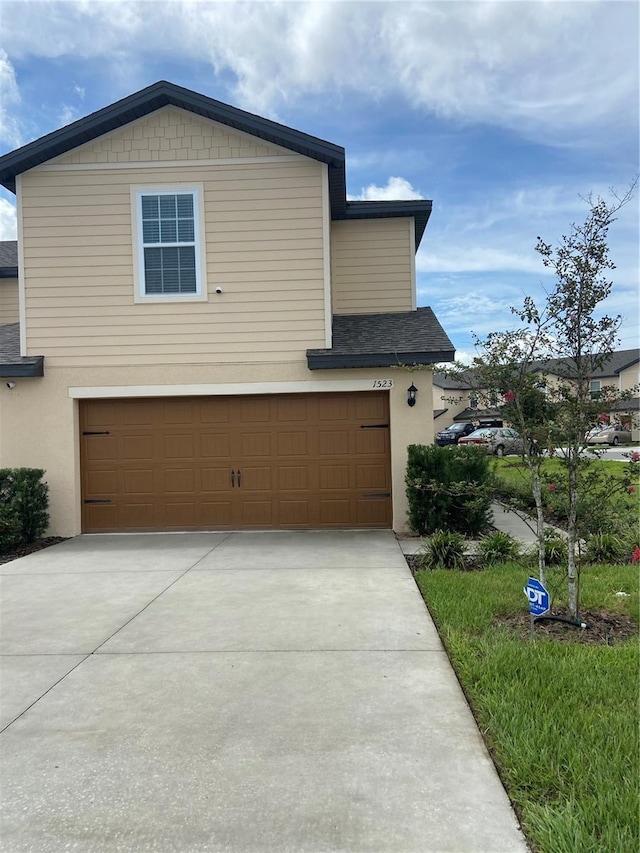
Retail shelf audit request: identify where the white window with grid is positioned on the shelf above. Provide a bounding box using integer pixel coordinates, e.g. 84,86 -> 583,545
132,186 -> 207,302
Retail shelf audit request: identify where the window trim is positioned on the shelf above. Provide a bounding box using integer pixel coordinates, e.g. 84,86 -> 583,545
131,184 -> 207,303
589,379 -> 601,399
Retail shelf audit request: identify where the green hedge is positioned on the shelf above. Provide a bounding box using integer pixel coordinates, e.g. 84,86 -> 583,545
0,468 -> 49,552
405,444 -> 492,536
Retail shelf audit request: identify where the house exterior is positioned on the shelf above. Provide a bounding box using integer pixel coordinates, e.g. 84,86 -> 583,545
0,81 -> 454,537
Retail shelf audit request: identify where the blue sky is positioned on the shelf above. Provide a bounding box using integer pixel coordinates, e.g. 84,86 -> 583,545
1,0 -> 638,360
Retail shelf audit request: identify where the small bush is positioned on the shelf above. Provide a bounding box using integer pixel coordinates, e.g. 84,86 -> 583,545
0,468 -> 49,552
477,531 -> 521,566
415,529 -> 466,571
584,532 -> 626,564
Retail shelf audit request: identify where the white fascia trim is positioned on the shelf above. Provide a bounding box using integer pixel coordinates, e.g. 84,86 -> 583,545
39,155 -> 304,172
410,218 -> 417,312
16,174 -> 26,356
68,378 -> 396,400
321,163 -> 332,348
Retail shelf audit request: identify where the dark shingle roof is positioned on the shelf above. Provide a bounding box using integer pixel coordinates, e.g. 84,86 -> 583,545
432,370 -> 473,390
0,323 -> 44,376
0,81 -> 432,248
0,240 -> 18,277
539,349 -> 639,379
307,308 -> 455,369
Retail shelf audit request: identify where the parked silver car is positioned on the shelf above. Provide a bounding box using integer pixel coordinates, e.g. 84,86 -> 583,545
458,427 -> 525,456
586,423 -> 632,446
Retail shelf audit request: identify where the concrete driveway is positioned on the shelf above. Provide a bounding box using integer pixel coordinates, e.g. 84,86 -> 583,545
1,531 -> 527,852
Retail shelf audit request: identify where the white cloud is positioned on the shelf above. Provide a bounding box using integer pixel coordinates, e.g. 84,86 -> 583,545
0,198 -> 17,241
350,176 -> 423,202
0,50 -> 22,147
1,1 -> 637,146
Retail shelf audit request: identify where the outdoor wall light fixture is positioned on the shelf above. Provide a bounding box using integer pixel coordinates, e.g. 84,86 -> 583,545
407,383 -> 417,407
5,381 -> 16,390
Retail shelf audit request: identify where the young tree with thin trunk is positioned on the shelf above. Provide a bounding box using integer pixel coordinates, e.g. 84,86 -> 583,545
446,181 -> 638,619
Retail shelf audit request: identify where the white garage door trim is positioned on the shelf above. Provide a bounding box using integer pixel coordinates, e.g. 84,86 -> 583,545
69,378 -> 396,400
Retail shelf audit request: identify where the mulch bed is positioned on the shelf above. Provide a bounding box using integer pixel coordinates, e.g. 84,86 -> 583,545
496,609 -> 637,645
0,537 -> 68,565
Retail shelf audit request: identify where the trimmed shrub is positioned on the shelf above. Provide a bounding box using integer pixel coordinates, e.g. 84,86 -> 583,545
0,468 -> 49,552
477,531 -> 521,566
415,530 -> 466,571
405,443 -> 492,536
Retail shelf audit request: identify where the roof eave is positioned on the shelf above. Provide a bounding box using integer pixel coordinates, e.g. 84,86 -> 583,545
0,357 -> 44,378
306,349 -> 455,370
0,80 -> 345,194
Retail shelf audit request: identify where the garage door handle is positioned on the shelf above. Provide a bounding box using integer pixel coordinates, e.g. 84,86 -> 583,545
237,469 -> 242,487
230,470 -> 235,487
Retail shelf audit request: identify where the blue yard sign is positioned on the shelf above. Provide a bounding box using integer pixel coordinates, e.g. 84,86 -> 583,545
524,577 -> 550,616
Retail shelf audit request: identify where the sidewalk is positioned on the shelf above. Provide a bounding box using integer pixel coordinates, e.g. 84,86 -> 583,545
397,502 -> 564,555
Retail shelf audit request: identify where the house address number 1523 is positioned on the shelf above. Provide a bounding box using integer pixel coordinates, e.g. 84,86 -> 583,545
372,379 -> 393,388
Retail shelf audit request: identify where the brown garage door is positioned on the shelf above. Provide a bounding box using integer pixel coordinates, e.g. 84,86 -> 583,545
80,392 -> 392,532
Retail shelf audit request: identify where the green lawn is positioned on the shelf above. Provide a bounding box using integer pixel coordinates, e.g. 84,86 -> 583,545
415,562 -> 639,853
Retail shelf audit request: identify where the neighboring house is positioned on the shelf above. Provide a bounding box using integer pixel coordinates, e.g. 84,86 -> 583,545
432,349 -> 640,439
540,350 -> 640,439
0,81 -> 454,536
432,371 -> 503,429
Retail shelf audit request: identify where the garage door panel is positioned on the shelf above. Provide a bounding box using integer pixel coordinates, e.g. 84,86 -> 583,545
318,430 -> 349,455
278,466 -> 308,491
240,432 -> 271,457
81,393 -> 391,532
318,397 -> 349,421
355,431 -> 388,455
163,400 -> 195,424
163,468 -> 195,493
201,467 -> 233,492
201,501 -> 233,527
319,464 -> 350,491
357,498 -> 390,526
122,469 -> 154,494
356,464 -> 389,489
319,499 -> 352,525
279,500 -> 310,526
83,435 -> 117,461
240,501 -> 273,526
122,402 -> 156,426
277,431 -> 308,456
122,435 -> 154,460
200,433 -> 231,458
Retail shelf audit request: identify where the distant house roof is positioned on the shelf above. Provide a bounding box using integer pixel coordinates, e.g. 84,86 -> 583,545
0,322 -> 44,377
537,349 -> 639,380
0,240 -> 18,277
307,308 -> 455,369
432,370 -> 474,390
0,81 -> 432,248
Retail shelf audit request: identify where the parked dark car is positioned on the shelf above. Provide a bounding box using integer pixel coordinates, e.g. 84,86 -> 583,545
435,423 -> 476,446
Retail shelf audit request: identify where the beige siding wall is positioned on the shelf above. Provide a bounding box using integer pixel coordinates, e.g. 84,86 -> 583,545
0,277 -> 19,323
0,363 -> 433,536
331,219 -> 413,314
618,363 -> 640,392
21,122 -> 326,366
